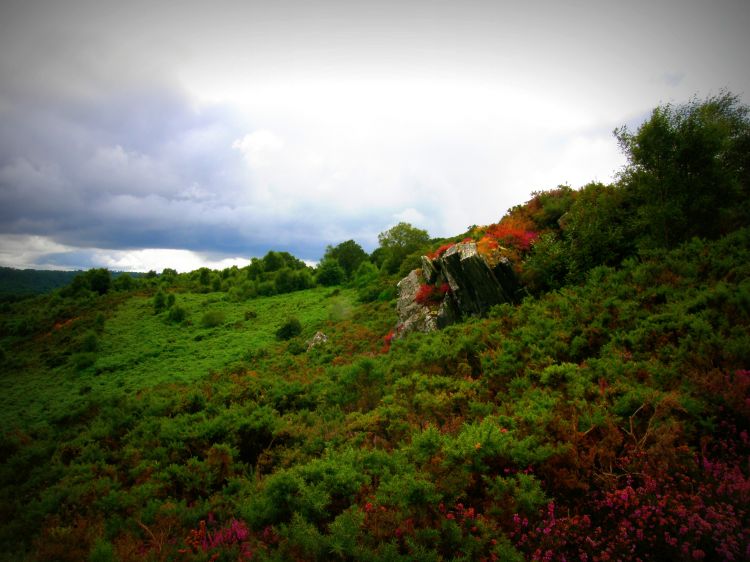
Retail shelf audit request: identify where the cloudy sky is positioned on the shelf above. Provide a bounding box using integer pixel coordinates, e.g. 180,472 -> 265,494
0,0 -> 748,271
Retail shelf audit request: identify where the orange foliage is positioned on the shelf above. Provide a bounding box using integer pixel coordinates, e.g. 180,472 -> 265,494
484,215 -> 538,251
476,236 -> 499,257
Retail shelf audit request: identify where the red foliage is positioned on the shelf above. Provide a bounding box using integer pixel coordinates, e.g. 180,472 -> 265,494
511,444 -> 750,561
427,243 -> 455,260
415,284 -> 437,305
485,224 -> 538,251
415,283 -> 450,306
382,330 -> 396,353
181,517 -> 254,560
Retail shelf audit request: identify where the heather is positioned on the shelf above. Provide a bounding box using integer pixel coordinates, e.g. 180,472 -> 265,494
0,93 -> 749,561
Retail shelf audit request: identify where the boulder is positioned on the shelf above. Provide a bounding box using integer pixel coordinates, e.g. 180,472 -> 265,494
306,331 -> 328,351
394,241 -> 518,338
395,270 -> 440,334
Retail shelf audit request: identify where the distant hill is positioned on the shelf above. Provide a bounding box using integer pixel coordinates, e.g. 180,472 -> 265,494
0,267 -> 82,296
0,267 -> 145,296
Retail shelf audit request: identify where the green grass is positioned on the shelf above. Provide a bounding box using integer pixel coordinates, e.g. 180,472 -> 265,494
1,287 -> 357,429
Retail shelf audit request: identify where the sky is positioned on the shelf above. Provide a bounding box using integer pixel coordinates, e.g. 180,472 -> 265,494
0,0 -> 748,272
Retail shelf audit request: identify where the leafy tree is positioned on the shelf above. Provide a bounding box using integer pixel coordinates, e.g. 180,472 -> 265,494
245,258 -> 265,280
198,267 -> 211,286
616,91 -> 750,247
86,268 -> 111,295
112,273 -> 134,291
274,268 -> 296,294
561,182 -> 636,281
323,240 -> 368,280
62,268 -> 111,297
316,259 -> 346,286
377,222 -> 430,274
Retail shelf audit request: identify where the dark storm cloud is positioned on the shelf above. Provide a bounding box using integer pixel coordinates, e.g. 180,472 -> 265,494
1,0 -> 749,270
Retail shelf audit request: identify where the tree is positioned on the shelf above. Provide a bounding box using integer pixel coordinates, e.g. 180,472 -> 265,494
316,259 -> 346,286
561,182 -> 636,281
615,91 -> 750,247
86,268 -> 111,295
198,268 -> 211,286
323,240 -> 367,280
377,222 -> 430,274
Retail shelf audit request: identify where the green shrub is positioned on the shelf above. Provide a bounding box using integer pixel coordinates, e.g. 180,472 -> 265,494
80,331 -> 99,352
88,538 -> 116,562
200,310 -> 225,328
168,305 -> 187,323
71,352 -> 96,371
153,291 -> 166,313
276,317 -> 302,340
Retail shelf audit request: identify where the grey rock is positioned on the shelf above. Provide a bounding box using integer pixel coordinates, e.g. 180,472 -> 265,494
395,269 -> 440,335
306,331 -> 328,351
393,241 -> 518,338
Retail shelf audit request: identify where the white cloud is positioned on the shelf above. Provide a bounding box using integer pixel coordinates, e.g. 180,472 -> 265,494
93,248 -> 251,273
0,235 -> 75,270
393,208 -> 426,226
232,130 -> 285,167
0,234 -> 252,272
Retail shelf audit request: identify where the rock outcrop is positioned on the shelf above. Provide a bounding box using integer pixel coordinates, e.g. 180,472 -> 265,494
306,331 -> 328,351
395,241 -> 518,337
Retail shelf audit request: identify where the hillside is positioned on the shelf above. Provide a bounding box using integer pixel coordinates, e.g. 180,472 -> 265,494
0,268 -> 82,297
0,93 -> 749,561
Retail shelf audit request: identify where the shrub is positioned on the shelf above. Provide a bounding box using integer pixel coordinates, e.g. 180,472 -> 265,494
168,305 -> 187,323
276,317 -> 302,340
80,331 -> 99,352
71,352 -> 96,371
201,310 -> 226,328
153,291 -> 166,313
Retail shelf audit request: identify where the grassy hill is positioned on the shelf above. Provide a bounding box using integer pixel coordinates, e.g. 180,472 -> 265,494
1,93 -> 748,561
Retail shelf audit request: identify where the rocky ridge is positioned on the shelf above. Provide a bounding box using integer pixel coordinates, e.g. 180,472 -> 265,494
394,241 -> 519,337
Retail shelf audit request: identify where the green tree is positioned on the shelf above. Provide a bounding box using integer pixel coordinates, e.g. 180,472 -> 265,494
85,268 -> 111,295
377,222 -> 430,274
561,182 -> 636,281
323,240 -> 368,280
262,251 -> 285,272
316,259 -> 346,286
112,273 -> 134,291
616,91 -> 750,247
198,267 -> 211,286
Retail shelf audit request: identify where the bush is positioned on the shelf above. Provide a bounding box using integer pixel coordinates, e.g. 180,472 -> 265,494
80,331 -> 99,352
201,310 -> 226,328
168,305 -> 187,323
276,317 -> 302,340
153,291 -> 166,313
